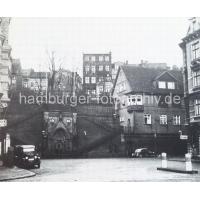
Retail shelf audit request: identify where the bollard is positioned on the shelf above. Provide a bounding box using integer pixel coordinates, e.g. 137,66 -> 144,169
161,153 -> 167,168
185,153 -> 192,171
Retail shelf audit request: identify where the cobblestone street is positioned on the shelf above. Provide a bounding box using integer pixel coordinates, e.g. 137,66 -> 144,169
12,158 -> 200,182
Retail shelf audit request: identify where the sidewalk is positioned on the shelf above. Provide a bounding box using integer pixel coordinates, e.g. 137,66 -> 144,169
0,166 -> 36,181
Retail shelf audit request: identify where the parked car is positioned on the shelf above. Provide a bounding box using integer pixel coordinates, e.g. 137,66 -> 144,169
14,145 -> 41,168
132,148 -> 155,158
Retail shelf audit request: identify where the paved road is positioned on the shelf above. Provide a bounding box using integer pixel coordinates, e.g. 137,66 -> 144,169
12,158 -> 200,182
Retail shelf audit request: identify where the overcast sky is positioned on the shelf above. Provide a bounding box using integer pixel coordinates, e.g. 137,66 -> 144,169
9,18 -> 189,75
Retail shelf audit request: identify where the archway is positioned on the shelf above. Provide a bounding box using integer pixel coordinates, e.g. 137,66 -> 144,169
53,128 -> 72,155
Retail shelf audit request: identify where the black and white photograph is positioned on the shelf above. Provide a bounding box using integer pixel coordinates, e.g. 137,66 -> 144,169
1,7 -> 200,184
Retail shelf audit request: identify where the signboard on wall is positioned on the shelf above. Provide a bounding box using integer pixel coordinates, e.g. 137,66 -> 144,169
0,119 -> 7,127
180,135 -> 188,140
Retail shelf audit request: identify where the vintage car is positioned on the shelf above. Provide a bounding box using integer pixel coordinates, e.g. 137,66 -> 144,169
132,148 -> 155,158
14,145 -> 41,168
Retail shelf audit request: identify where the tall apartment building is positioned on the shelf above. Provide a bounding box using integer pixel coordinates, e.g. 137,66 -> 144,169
83,52 -> 113,97
179,17 -> 200,155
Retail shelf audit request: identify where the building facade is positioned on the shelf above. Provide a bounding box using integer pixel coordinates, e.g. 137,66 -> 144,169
22,69 -> 49,93
20,68 -> 82,98
0,17 -> 12,105
179,17 -> 200,155
112,64 -> 187,156
0,17 -> 12,159
83,52 -> 113,97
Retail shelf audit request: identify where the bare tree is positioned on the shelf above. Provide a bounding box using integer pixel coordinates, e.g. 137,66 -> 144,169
46,50 -> 63,91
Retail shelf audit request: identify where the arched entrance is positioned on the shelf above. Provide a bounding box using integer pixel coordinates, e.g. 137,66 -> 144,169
53,128 -> 72,155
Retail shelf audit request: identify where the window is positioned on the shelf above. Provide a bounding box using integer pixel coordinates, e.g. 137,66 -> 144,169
105,86 -> 111,93
0,82 -> 8,90
99,56 -> 104,61
160,115 -> 167,125
158,81 -> 166,89
98,86 -> 104,93
23,82 -> 28,88
85,65 -> 90,73
105,56 -> 110,61
194,99 -> 200,116
91,65 -> 96,73
87,90 -> 91,95
91,77 -> 96,83
144,114 -> 152,125
122,99 -> 126,106
127,95 -> 143,106
99,65 -> 103,71
105,82 -> 112,92
167,82 -> 175,89
85,77 -> 90,84
98,77 -> 104,82
173,115 -> 181,125
85,56 -> 89,61
105,65 -> 110,71
192,71 -> 200,87
106,77 -> 111,81
91,56 -> 95,61
120,117 -> 125,122
118,82 -> 126,92
191,41 -> 200,61
91,90 -> 96,95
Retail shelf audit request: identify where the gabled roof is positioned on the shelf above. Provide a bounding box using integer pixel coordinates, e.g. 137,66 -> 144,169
115,65 -> 183,95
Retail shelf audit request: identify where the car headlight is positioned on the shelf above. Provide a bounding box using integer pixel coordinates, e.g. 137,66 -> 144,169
34,156 -> 37,159
25,157 -> 28,160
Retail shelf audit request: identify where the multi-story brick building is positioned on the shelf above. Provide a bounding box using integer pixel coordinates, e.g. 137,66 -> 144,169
83,52 -> 113,97
179,17 -> 200,155
112,64 -> 187,156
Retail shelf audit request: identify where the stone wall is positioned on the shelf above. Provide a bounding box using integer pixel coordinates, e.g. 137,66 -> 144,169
4,92 -> 123,157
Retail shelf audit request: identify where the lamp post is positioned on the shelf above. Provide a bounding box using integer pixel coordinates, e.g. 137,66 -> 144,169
41,130 -> 48,156
154,132 -> 157,155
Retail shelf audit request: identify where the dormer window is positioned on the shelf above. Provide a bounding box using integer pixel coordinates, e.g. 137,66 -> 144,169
158,81 -> 175,89
158,81 -> 166,89
167,82 -> 175,89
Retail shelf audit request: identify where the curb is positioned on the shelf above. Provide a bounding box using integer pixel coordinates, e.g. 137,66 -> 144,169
168,159 -> 200,163
0,169 -> 36,182
157,167 -> 198,174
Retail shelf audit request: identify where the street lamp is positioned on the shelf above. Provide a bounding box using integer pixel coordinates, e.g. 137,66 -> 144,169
41,130 -> 48,156
154,132 -> 157,155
